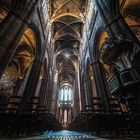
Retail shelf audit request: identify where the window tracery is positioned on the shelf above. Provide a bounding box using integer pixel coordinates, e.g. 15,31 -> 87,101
58,85 -> 73,107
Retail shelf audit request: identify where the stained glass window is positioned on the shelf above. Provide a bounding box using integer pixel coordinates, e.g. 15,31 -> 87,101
58,86 -> 73,102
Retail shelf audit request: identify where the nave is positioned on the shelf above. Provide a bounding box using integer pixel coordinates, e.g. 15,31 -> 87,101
0,0 -> 140,139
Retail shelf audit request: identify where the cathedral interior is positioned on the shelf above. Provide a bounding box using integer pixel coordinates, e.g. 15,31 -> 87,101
0,0 -> 140,139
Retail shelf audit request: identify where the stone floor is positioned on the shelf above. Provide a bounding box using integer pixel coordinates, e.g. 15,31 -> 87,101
17,136 -> 140,140
0,130 -> 139,140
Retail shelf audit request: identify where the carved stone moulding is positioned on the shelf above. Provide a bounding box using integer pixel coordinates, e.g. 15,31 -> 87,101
101,36 -> 133,65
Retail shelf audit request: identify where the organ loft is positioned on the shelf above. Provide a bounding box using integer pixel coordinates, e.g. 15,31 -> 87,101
0,0 -> 140,139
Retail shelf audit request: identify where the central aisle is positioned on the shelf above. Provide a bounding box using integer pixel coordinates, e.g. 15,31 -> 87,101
17,130 -> 139,140
18,130 -> 95,139
44,130 -> 93,139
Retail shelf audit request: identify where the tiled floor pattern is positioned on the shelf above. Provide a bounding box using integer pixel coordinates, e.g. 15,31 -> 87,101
0,130 -> 139,140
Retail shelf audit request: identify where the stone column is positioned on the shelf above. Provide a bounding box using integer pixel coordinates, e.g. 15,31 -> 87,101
76,62 -> 82,112
18,63 -> 33,97
84,78 -> 89,107
91,61 -> 110,111
85,74 -> 93,106
13,78 -> 23,96
74,71 -> 80,113
51,79 -> 58,115
38,77 -> 48,105
20,56 -> 44,111
0,0 -> 39,79
38,59 -> 48,108
79,73 -> 86,110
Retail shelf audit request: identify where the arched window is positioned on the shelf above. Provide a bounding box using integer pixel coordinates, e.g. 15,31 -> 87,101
58,86 -> 73,102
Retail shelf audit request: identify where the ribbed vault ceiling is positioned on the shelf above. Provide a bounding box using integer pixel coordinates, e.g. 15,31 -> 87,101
50,0 -> 87,86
